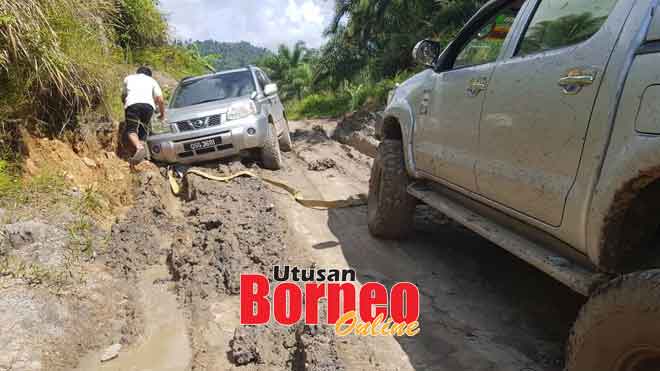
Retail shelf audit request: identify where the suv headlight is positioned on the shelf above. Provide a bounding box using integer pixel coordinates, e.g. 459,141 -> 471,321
150,120 -> 173,135
227,101 -> 257,121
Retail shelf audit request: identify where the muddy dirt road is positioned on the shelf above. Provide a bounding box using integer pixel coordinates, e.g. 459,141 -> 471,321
63,119 -> 586,371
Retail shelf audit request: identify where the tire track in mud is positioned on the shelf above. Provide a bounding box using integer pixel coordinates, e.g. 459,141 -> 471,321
98,161 -> 348,371
167,165 -> 346,371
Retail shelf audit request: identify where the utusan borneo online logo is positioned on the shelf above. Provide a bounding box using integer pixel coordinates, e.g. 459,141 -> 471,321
240,266 -> 421,337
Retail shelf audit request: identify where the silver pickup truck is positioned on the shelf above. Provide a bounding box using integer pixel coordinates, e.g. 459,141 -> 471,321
370,0 -> 660,369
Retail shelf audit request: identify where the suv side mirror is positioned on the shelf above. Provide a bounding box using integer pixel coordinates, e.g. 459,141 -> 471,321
412,40 -> 441,67
264,83 -> 278,96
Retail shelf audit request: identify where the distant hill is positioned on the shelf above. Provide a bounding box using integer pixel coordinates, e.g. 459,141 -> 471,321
193,40 -> 272,71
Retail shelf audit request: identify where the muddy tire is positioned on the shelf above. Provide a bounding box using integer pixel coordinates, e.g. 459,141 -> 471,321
368,140 -> 415,239
261,121 -> 283,170
279,120 -> 293,152
566,270 -> 660,371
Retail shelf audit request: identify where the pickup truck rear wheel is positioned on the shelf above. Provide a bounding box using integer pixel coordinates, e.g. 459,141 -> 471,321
566,270 -> 660,371
368,140 -> 415,239
261,121 -> 283,170
279,119 -> 293,152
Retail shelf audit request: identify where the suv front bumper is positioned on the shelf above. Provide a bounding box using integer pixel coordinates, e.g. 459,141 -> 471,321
147,114 -> 269,164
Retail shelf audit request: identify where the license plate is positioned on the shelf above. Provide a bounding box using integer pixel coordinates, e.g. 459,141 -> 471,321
184,137 -> 221,151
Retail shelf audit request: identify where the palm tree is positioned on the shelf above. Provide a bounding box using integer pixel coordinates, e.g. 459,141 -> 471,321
278,41 -> 307,69
259,41 -> 313,100
519,12 -> 607,55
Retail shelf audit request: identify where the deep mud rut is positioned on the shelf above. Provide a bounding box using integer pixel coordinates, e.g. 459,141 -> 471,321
78,119 -> 587,371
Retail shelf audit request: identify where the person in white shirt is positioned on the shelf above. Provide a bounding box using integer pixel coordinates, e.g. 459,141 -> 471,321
122,66 -> 166,164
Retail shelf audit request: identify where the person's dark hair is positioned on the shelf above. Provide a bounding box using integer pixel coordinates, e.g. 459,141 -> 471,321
137,66 -> 152,77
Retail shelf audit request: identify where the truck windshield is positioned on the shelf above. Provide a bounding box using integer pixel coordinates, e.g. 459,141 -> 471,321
170,71 -> 256,108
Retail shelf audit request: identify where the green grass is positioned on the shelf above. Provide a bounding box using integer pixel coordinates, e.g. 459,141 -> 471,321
286,93 -> 351,120
285,71 -> 417,120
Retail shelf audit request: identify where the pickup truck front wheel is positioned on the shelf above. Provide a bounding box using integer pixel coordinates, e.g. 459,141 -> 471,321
368,140 -> 415,239
261,121 -> 283,170
566,270 -> 660,371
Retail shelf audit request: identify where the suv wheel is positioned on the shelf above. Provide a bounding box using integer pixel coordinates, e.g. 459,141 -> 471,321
279,119 -> 293,152
261,121 -> 283,170
566,270 -> 660,371
368,140 -> 415,239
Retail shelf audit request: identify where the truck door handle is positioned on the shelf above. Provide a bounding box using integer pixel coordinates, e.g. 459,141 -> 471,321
558,68 -> 598,95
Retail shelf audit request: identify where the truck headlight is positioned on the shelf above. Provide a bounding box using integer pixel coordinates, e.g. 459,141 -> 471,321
227,101 -> 257,121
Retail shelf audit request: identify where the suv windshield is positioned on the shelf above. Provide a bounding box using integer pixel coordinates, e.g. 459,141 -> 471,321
170,71 -> 256,108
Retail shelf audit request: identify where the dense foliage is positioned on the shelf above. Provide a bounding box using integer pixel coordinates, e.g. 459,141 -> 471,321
193,40 -> 271,71
247,0 -> 488,119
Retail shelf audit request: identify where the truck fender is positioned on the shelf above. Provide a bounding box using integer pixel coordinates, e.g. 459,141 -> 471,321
381,99 -> 419,178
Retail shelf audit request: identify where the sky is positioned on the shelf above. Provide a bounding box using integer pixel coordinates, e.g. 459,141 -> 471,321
158,0 -> 335,50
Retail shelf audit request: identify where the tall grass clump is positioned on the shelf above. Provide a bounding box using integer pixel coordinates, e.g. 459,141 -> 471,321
0,0 -> 120,132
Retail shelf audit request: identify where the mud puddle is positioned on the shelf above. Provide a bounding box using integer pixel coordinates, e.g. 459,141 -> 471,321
76,263 -> 191,371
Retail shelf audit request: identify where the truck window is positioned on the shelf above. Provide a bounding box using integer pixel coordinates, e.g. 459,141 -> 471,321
517,0 -> 618,56
454,5 -> 521,69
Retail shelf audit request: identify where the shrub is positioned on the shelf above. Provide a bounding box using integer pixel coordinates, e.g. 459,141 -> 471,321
133,45 -> 213,80
286,93 -> 351,120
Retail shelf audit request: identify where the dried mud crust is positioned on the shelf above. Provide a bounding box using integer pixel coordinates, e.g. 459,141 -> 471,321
101,165 -> 182,278
167,163 -> 346,371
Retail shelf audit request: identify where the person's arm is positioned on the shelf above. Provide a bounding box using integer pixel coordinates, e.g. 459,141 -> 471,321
156,96 -> 166,121
153,81 -> 165,120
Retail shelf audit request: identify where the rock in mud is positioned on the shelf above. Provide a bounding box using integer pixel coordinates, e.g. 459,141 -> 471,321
2,220 -> 69,267
3,220 -> 64,248
100,343 -> 122,362
308,158 -> 337,172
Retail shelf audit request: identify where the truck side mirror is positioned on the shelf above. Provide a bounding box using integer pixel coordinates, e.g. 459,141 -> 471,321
412,40 -> 441,67
647,6 -> 660,42
264,83 -> 278,96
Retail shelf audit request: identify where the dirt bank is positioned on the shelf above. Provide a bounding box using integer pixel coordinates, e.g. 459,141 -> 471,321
0,132 -> 139,371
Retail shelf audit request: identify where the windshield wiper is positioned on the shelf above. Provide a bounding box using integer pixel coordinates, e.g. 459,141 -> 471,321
191,98 -> 225,106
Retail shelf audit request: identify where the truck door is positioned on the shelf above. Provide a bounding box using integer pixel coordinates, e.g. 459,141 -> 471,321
475,0 -> 626,226
414,4 -> 523,192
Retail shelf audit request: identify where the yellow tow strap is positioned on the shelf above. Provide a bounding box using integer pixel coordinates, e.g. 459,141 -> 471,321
168,168 -> 367,209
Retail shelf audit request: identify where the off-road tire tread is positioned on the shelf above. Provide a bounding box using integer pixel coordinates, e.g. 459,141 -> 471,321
566,269 -> 660,371
279,120 -> 293,152
368,140 -> 415,239
261,122 -> 283,170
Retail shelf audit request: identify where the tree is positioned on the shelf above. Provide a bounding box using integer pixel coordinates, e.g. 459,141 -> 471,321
259,41 -> 316,100
321,0 -> 487,83
519,12 -> 607,55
